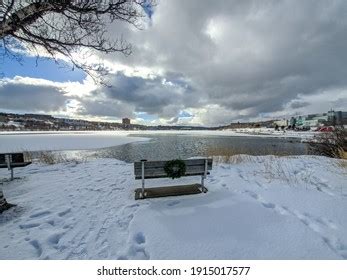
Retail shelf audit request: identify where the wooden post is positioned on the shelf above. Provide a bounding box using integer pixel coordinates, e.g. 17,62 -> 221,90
141,159 -> 147,198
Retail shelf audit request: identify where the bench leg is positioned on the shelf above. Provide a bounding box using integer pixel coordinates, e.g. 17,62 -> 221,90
201,175 -> 206,193
141,180 -> 145,199
10,168 -> 14,181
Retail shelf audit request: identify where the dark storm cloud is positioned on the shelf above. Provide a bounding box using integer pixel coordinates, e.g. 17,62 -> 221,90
290,101 -> 310,109
0,79 -> 68,112
3,0 -> 347,125
97,0 -> 347,124
77,99 -> 134,119
84,72 -> 200,119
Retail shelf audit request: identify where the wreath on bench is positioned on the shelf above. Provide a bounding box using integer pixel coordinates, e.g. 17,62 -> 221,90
164,159 -> 186,179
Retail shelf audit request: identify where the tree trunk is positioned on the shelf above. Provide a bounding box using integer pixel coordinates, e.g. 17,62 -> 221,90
0,189 -> 15,214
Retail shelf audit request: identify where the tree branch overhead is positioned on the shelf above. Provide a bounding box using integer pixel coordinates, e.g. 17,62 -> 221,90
0,0 -> 154,83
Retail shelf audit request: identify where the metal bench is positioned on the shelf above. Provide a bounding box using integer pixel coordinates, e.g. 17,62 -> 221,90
134,158 -> 213,199
0,153 -> 32,180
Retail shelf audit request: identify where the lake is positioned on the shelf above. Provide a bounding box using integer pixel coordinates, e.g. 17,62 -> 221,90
1,132 -> 310,162
72,133 -> 310,163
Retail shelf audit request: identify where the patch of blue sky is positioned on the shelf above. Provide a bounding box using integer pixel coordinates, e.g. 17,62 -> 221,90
1,54 -> 86,82
135,112 -> 157,121
178,111 -> 194,118
143,0 -> 154,19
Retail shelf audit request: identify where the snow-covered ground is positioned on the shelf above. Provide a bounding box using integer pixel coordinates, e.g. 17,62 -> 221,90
130,129 -> 316,140
1,155 -> 346,260
224,127 -> 316,140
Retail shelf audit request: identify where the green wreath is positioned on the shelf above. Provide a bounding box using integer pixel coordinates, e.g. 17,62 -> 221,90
164,159 -> 186,179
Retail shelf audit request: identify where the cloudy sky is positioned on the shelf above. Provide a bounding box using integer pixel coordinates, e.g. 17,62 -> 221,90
1,0 -> 347,126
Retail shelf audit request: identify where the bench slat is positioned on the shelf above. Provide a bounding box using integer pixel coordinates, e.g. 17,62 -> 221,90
134,165 -> 210,178
0,153 -> 26,163
134,162 -> 213,173
134,158 -> 212,170
0,162 -> 31,169
133,158 -> 213,179
134,159 -> 212,176
135,171 -> 210,180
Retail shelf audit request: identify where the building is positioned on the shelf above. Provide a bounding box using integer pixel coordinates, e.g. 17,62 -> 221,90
287,110 -> 347,129
273,119 -> 288,127
122,118 -> 131,125
328,110 -> 347,125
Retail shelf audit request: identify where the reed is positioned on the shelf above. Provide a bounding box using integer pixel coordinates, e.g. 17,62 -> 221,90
23,151 -> 84,165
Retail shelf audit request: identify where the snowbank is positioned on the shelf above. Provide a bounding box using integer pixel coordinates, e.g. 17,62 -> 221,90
0,131 -> 149,152
128,128 -> 316,140
221,128 -> 316,140
0,155 -> 346,259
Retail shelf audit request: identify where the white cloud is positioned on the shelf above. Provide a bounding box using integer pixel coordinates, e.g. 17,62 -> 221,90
2,0 -> 347,125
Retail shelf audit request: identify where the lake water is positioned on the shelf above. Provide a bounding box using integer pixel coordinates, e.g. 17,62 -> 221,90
73,134 -> 309,163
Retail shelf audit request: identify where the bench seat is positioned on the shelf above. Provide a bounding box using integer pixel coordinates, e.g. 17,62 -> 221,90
134,158 -> 213,199
0,162 -> 32,169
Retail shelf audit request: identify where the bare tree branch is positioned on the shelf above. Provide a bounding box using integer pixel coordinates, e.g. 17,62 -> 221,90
0,0 -> 155,84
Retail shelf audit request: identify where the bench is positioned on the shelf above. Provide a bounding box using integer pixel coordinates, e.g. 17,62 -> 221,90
0,153 -> 32,180
134,158 -> 213,199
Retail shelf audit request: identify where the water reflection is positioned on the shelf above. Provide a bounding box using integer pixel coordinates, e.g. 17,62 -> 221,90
79,134 -> 309,163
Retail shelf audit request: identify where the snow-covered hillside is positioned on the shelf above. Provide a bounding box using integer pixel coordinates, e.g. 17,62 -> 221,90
0,155 -> 346,259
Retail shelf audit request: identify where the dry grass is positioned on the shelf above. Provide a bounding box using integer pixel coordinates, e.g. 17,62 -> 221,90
338,149 -> 347,160
333,157 -> 347,174
23,151 -> 84,165
206,146 -> 291,165
207,147 -> 315,187
309,127 -> 347,159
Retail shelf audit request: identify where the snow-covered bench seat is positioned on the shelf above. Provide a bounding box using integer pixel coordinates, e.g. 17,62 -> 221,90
0,153 -> 32,180
134,158 -> 213,199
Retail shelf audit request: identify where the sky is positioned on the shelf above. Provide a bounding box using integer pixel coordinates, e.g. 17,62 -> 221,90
1,0 -> 347,126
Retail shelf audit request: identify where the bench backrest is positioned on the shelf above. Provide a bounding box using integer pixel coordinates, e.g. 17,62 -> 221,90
0,153 -> 25,164
134,158 -> 213,179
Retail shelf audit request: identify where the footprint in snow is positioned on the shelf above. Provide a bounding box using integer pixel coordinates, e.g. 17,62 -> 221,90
29,240 -> 43,258
134,232 -> 146,244
19,223 -> 41,229
117,233 -> 149,260
261,202 -> 276,209
167,200 -> 180,207
29,210 -> 51,219
58,208 -> 71,217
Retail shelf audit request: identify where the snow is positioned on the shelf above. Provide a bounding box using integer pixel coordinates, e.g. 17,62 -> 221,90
0,131 -> 149,152
124,129 -> 316,141
1,155 -> 346,260
222,127 -> 317,140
